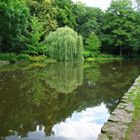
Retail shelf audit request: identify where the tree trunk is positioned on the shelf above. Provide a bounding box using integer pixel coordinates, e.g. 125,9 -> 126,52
120,46 -> 122,57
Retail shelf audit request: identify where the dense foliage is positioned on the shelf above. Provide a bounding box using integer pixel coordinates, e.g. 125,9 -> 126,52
101,0 -> 140,56
0,0 -> 140,60
24,16 -> 46,55
46,27 -> 83,61
84,32 -> 101,58
0,0 -> 29,52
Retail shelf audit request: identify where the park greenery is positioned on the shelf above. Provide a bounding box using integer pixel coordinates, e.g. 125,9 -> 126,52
0,0 -> 140,62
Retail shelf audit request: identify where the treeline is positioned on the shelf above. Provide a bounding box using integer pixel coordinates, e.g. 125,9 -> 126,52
0,0 -> 140,59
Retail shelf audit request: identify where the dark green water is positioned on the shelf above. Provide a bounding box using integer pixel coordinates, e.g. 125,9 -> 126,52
0,60 -> 140,140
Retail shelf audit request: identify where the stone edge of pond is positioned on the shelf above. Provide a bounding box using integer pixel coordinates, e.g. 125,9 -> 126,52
97,76 -> 140,140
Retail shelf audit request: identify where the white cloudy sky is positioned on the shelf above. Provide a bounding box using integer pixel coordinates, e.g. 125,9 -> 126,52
72,0 -> 112,10
52,104 -> 109,140
5,104 -> 109,140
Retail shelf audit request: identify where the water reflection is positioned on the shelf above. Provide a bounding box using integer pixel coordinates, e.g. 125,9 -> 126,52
3,104 -> 109,140
45,62 -> 83,93
52,104 -> 109,140
0,60 -> 140,140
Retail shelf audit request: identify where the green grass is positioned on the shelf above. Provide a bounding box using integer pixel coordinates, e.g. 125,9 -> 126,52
97,54 -> 122,59
28,55 -> 47,62
84,54 -> 122,62
0,53 -> 122,64
125,86 -> 140,140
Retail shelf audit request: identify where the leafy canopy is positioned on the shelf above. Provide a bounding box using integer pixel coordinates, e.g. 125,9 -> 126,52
0,0 -> 29,52
23,16 -> 46,55
85,32 -> 101,58
101,0 -> 140,56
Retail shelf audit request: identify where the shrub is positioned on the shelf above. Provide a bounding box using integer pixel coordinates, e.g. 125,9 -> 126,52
83,51 -> 93,58
17,54 -> 30,61
29,55 -> 47,62
0,53 -> 17,62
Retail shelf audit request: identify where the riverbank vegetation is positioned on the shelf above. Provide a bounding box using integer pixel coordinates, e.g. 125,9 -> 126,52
125,83 -> 140,140
0,0 -> 140,62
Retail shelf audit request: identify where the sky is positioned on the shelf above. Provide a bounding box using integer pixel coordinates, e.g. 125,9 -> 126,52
4,104 -> 109,140
72,0 -> 112,10
52,104 -> 109,140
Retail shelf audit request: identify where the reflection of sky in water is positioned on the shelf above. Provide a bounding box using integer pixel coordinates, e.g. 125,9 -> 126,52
5,104 -> 109,140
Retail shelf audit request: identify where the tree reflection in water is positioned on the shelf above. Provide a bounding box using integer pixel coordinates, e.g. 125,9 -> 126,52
0,60 -> 140,139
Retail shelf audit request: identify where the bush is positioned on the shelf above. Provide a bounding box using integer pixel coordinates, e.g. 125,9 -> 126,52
85,57 -> 95,62
83,51 -> 92,58
29,55 -> 47,62
0,53 -> 17,63
0,53 -> 48,63
17,54 -> 30,61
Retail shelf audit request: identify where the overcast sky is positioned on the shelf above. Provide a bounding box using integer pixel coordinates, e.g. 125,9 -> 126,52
72,0 -> 112,10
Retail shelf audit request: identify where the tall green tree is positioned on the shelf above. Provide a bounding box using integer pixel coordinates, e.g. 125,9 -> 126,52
85,32 -> 101,58
0,0 -> 29,53
101,0 -> 140,56
27,0 -> 57,34
54,0 -> 77,28
72,2 -> 103,42
24,16 -> 46,55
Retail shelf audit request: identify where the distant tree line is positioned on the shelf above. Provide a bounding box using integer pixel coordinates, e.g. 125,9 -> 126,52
0,0 -> 140,60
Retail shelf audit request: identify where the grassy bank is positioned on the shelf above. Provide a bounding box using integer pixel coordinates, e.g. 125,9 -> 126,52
125,83 -> 140,140
85,54 -> 122,62
0,53 -> 122,64
0,53 -> 56,64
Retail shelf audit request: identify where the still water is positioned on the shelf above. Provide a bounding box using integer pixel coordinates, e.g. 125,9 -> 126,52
0,60 -> 140,140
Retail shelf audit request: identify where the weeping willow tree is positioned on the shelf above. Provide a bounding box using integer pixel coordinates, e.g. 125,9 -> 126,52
45,62 -> 83,94
46,27 -> 83,61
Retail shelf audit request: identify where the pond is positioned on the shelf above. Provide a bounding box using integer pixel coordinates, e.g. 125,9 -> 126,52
0,60 -> 140,140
